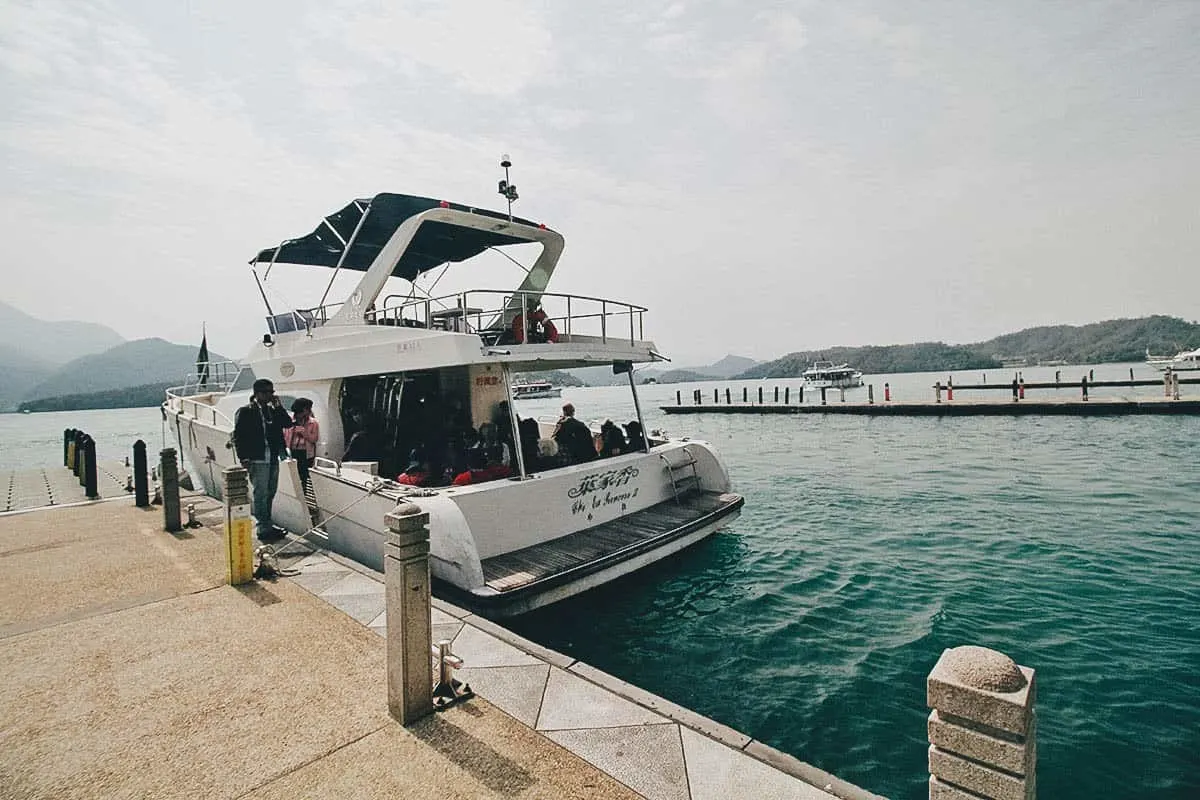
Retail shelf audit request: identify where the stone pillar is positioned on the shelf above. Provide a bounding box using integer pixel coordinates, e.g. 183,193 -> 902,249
160,448 -> 182,533
385,503 -> 433,726
927,645 -> 1036,800
223,466 -> 254,585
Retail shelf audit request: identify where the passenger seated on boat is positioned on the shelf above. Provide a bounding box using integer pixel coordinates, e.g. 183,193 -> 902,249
342,412 -> 382,463
599,420 -> 626,457
518,416 -> 542,469
624,420 -> 647,452
553,403 -> 598,464
397,456 -> 432,486
501,298 -> 560,345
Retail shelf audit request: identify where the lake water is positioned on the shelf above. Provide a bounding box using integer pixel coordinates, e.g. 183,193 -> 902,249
3,362 -> 1197,799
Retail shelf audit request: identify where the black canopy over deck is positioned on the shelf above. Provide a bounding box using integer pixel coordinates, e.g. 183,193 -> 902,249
251,193 -> 549,282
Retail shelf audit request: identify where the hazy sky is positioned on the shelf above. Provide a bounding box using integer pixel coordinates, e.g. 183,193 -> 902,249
2,0 -> 1197,366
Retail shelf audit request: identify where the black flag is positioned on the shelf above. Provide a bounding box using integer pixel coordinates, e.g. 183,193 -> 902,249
197,327 -> 210,388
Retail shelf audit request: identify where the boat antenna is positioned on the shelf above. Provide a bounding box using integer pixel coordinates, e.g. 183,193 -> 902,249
497,154 -> 518,222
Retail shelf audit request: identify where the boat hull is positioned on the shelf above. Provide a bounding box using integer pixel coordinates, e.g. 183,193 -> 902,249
164,397 -> 739,616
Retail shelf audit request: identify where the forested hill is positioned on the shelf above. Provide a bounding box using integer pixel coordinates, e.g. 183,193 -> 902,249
736,316 -> 1200,379
738,343 -> 993,379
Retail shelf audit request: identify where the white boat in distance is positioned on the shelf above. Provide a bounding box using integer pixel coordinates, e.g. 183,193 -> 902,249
164,191 -> 743,617
802,361 -> 864,389
511,378 -> 563,399
1146,346 -> 1200,372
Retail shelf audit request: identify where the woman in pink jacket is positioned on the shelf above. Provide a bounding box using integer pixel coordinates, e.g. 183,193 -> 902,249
286,398 -> 319,487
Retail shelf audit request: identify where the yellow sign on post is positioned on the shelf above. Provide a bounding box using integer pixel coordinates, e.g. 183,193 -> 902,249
225,503 -> 255,584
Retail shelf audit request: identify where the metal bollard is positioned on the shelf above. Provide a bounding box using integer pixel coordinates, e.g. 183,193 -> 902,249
868,384 -> 875,405
725,388 -> 731,404
743,386 -> 748,403
676,390 -> 681,406
774,386 -> 779,403
820,387 -> 827,406
785,387 -> 790,404
160,448 -> 182,532
758,386 -> 763,404
799,386 -> 804,404
133,440 -> 150,507
222,466 -> 254,583
83,436 -> 99,500
385,504 -> 435,725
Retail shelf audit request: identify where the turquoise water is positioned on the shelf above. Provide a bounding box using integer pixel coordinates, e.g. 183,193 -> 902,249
4,364 -> 1198,798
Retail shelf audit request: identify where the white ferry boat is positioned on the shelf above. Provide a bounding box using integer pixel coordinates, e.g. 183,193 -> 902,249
164,190 -> 742,617
511,378 -> 563,400
1146,346 -> 1200,372
802,361 -> 864,389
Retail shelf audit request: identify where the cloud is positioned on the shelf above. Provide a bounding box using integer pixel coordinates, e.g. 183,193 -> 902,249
302,0 -> 556,98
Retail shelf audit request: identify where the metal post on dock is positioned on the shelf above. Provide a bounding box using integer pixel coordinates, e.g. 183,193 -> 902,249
820,387 -> 827,406
713,388 -> 718,404
63,429 -> 73,467
83,436 -> 98,500
758,386 -> 763,404
68,431 -> 79,476
799,386 -> 804,404
785,387 -> 790,404
78,434 -> 90,487
725,388 -> 731,404
774,386 -> 779,403
133,440 -> 150,507
385,504 -> 434,726
868,384 -> 875,404
927,645 -> 1036,799
222,465 -> 254,584
743,387 -> 748,403
676,390 -> 681,406
160,448 -> 182,533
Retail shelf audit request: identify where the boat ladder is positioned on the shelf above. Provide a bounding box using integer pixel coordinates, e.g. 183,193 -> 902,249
658,446 -> 700,504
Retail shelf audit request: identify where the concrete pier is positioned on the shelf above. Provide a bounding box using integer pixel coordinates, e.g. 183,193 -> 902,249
0,474 -> 879,800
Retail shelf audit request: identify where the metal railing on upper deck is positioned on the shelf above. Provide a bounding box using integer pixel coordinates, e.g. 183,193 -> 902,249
164,360 -> 241,428
368,290 -> 647,346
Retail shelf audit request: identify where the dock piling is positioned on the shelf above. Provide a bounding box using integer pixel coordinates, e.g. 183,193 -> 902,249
133,440 -> 150,507
63,428 -> 73,468
927,645 -> 1036,799
83,436 -> 99,500
160,448 -> 182,533
385,504 -> 434,726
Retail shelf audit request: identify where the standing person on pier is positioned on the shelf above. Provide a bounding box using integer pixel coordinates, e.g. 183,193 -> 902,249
1081,374 -> 1089,401
1011,377 -> 1019,402
233,379 -> 294,542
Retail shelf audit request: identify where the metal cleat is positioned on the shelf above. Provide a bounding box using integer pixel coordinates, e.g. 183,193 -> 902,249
430,639 -> 473,709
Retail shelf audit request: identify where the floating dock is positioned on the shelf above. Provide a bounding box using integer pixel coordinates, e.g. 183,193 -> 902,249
662,397 -> 1200,416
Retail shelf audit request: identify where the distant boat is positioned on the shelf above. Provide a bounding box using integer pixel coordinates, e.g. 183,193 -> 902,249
1146,346 -> 1200,372
803,361 -> 863,389
511,378 -> 563,399
1037,359 -> 1068,367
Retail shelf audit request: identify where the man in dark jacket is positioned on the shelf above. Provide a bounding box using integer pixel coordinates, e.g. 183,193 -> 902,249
233,378 -> 293,541
552,403 -> 597,464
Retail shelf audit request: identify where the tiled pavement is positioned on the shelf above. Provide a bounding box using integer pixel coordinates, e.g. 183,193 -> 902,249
2,461 -> 131,512
281,548 -> 880,800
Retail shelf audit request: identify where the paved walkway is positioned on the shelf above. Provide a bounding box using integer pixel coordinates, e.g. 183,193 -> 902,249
0,487 -> 879,800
